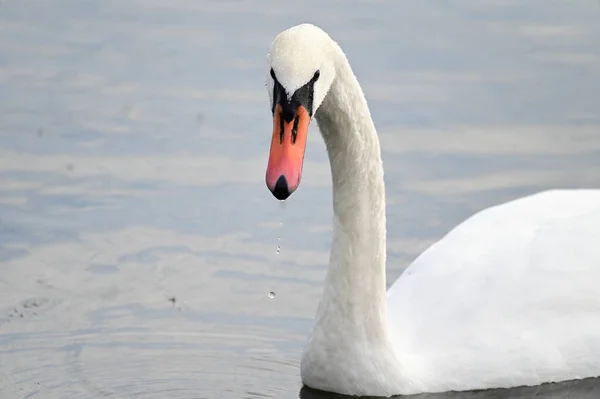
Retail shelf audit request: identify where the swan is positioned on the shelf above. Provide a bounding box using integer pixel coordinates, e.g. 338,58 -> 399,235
263,23 -> 600,397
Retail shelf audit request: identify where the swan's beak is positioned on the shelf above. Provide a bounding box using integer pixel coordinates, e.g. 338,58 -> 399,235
266,104 -> 310,200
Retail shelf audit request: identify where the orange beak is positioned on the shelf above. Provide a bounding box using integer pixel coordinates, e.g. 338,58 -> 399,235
266,104 -> 310,200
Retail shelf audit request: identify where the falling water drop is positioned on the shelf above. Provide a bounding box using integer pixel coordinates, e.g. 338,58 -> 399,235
276,220 -> 283,255
271,219 -> 283,298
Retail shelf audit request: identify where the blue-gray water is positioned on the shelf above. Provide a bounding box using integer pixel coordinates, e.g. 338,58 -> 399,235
1,0 -> 599,398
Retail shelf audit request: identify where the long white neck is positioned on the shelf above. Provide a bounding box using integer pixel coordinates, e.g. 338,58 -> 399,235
300,43 -> 403,396
313,45 -> 388,341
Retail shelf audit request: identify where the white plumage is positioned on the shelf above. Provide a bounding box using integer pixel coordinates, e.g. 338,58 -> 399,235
388,189 -> 600,394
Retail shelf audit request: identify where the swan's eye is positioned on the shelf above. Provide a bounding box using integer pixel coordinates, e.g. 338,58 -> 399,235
313,70 -> 320,81
270,68 -> 276,80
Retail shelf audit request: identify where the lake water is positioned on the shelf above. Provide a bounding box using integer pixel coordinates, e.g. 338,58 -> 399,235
1,0 -> 599,398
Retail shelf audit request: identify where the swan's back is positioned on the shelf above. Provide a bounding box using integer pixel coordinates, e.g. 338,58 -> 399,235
387,189 -> 600,393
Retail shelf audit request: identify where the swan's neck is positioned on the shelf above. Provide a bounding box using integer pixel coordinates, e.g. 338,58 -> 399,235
313,52 -> 388,334
310,46 -> 391,347
300,46 -> 403,396
300,43 -> 404,398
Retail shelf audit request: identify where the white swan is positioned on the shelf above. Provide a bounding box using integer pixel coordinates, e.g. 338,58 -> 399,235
263,23 -> 600,397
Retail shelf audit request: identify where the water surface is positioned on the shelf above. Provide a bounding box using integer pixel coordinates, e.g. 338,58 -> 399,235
1,0 -> 599,398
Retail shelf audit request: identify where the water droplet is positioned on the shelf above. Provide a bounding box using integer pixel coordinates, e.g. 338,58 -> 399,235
276,245 -> 280,254
268,291 -> 276,299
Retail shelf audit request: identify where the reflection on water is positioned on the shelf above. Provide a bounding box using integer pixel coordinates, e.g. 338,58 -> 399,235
0,0 -> 599,398
301,377 -> 600,399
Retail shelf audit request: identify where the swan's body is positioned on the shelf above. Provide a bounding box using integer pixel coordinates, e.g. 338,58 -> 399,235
264,24 -> 600,397
386,190 -> 600,395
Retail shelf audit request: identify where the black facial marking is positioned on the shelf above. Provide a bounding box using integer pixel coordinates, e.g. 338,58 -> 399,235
281,106 -> 295,123
279,110 -> 284,144
271,69 -> 320,119
291,115 -> 299,144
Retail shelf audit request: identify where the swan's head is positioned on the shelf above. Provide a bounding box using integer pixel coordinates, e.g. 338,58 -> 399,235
265,24 -> 336,200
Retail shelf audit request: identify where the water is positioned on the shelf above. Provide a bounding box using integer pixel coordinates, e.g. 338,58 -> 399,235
0,0 -> 599,398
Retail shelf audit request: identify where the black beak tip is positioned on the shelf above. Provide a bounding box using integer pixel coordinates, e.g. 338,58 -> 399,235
271,175 -> 291,201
